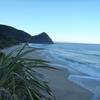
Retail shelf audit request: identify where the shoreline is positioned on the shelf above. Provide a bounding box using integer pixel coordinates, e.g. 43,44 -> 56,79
35,66 -> 93,100
2,44 -> 93,100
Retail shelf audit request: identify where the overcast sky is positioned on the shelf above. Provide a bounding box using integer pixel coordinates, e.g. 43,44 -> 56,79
0,0 -> 100,43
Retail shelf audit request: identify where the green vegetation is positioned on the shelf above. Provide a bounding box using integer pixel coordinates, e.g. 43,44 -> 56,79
0,44 -> 55,100
0,38 -> 19,49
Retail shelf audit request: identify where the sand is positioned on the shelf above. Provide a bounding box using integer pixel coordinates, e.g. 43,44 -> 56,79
36,67 -> 93,100
2,44 -> 93,100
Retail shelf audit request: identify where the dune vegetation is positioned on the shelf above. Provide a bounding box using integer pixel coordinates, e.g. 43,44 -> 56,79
0,43 -> 55,100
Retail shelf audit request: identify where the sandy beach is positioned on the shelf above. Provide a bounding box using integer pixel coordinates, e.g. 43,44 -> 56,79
36,67 -> 93,100
2,45 -> 93,100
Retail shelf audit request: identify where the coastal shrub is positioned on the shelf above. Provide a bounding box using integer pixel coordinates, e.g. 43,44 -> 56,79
0,43 -> 55,100
0,38 -> 19,49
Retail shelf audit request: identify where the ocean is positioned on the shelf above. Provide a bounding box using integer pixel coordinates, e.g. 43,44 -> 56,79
29,43 -> 100,100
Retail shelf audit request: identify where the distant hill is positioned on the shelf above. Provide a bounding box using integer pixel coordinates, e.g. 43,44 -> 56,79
0,25 -> 53,48
30,32 -> 54,44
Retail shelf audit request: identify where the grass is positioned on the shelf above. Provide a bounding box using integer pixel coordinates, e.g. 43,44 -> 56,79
0,43 -> 56,100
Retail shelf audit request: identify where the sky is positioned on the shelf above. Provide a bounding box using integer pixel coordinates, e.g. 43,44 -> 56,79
0,0 -> 100,43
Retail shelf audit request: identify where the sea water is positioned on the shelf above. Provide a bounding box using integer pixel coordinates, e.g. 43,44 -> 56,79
29,43 -> 100,100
